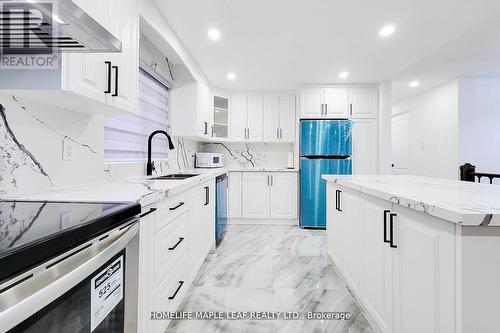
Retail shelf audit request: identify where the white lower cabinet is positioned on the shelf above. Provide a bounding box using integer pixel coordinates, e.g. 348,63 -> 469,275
138,180 -> 216,333
238,172 -> 297,222
326,184 -> 455,333
228,172 -> 242,218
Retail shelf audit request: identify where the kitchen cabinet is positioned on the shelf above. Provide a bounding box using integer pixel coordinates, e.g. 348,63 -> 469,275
352,119 -> 378,174
189,180 -> 215,281
4,0 -> 139,115
326,183 -> 455,333
212,93 -> 230,139
239,172 -> 298,221
263,95 -> 296,142
171,79 -> 213,140
229,95 -> 263,142
299,87 -> 378,119
228,172 -> 242,218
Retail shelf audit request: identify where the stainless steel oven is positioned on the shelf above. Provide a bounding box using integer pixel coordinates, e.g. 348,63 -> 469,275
0,201 -> 141,333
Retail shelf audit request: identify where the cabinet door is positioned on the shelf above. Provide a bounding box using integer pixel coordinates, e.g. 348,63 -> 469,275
392,210 -> 455,333
197,80 -> 212,138
270,172 -> 297,219
279,95 -> 296,142
242,172 -> 270,218
338,189 -> 361,292
326,183 -> 342,263
247,95 -> 264,141
106,0 -> 139,114
230,96 -> 247,141
228,172 -> 242,218
352,119 -> 378,175
324,88 -> 349,118
361,195 -> 393,333
263,95 -> 280,142
349,88 -> 378,118
299,88 -> 324,119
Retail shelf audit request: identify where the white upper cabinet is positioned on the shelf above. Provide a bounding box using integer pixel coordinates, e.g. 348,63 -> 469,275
349,88 -> 379,118
299,87 -> 378,119
171,80 -> 213,140
262,94 -> 296,143
247,96 -> 264,141
324,88 -> 349,117
229,95 -> 263,142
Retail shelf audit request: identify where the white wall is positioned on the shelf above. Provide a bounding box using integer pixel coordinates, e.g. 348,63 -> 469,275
458,78 -> 500,175
392,80 -> 459,179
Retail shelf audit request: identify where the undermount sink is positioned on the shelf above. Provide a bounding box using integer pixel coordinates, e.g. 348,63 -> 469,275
151,174 -> 200,180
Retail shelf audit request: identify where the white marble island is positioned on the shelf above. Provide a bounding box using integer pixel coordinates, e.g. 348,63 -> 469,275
322,174 -> 500,333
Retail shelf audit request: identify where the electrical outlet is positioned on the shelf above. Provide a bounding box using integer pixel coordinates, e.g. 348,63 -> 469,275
63,137 -> 74,161
60,211 -> 73,228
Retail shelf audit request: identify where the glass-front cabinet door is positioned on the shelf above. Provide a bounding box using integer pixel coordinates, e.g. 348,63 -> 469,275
213,94 -> 229,139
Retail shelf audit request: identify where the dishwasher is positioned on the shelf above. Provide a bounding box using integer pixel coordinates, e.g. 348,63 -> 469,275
215,173 -> 228,243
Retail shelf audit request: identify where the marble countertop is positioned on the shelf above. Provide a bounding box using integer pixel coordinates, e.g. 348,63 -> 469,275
322,175 -> 500,226
5,169 -> 228,208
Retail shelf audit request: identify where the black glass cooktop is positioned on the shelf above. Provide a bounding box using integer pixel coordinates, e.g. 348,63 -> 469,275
0,200 -> 141,282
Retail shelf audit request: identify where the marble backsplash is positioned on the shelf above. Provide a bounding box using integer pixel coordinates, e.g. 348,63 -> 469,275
202,142 -> 294,169
0,94 -> 199,196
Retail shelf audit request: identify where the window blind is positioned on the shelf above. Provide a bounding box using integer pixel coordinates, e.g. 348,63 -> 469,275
104,68 -> 170,162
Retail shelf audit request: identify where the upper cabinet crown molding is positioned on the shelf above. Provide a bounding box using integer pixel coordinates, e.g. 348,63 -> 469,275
299,86 -> 378,119
0,0 -> 140,116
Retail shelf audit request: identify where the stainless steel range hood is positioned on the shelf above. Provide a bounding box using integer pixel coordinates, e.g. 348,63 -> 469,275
0,0 -> 122,54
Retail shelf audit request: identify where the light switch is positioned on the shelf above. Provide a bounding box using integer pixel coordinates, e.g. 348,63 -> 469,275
63,137 -> 74,161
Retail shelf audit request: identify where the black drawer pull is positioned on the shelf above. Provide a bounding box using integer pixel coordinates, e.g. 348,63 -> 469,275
338,190 -> 343,212
140,207 -> 157,218
204,186 -> 209,206
112,65 -> 119,97
389,213 -> 397,248
168,281 -> 184,300
383,210 -> 390,243
104,61 -> 112,93
335,190 -> 339,211
168,237 -> 184,251
169,202 -> 185,211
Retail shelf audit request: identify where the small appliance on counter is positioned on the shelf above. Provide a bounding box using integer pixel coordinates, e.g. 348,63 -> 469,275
0,200 -> 141,333
195,152 -> 224,168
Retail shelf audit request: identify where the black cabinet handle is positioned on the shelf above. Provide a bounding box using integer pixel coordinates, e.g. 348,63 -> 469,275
140,207 -> 157,218
389,213 -> 397,248
112,65 -> 119,97
349,103 -> 353,115
104,61 -> 112,93
211,125 -> 214,137
335,190 -> 339,211
169,202 -> 185,211
204,186 -> 209,205
168,237 -> 184,251
168,281 -> 184,300
383,210 -> 391,243
338,190 -> 342,212
204,122 -> 208,135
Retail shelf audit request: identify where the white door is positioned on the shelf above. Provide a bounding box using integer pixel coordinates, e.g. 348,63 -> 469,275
242,172 -> 270,218
338,189 -> 361,292
263,95 -> 280,142
247,95 -> 264,141
228,172 -> 242,218
361,195 -> 393,333
279,95 -> 296,142
349,88 -> 378,118
299,88 -> 323,118
352,119 -> 378,175
270,172 -> 297,219
230,96 -> 247,141
392,211 -> 455,333
324,88 -> 349,118
391,110 -> 410,174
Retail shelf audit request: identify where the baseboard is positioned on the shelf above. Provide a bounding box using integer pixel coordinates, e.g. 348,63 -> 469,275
228,218 -> 298,226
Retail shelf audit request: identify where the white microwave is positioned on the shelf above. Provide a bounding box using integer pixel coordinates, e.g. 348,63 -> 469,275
195,153 -> 224,168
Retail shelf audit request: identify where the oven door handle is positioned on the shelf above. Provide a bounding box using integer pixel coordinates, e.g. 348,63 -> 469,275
0,222 -> 139,332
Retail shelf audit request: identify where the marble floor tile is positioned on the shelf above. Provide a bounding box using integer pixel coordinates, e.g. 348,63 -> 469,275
272,255 -> 338,289
225,288 -> 276,312
176,286 -> 226,312
270,234 -> 326,256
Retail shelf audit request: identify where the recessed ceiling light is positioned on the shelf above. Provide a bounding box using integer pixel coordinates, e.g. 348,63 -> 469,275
379,24 -> 396,37
207,28 -> 221,41
338,71 -> 349,79
226,72 -> 236,80
409,81 -> 420,88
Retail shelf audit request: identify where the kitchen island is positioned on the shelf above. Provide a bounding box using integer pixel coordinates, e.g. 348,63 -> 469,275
322,175 -> 500,333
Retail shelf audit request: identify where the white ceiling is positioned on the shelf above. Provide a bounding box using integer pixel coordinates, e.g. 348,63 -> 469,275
153,0 -> 500,101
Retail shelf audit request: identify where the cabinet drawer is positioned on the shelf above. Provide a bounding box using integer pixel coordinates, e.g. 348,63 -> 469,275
153,253 -> 189,333
154,212 -> 188,286
155,192 -> 189,232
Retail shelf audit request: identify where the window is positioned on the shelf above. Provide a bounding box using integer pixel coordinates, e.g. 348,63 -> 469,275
104,67 -> 171,162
